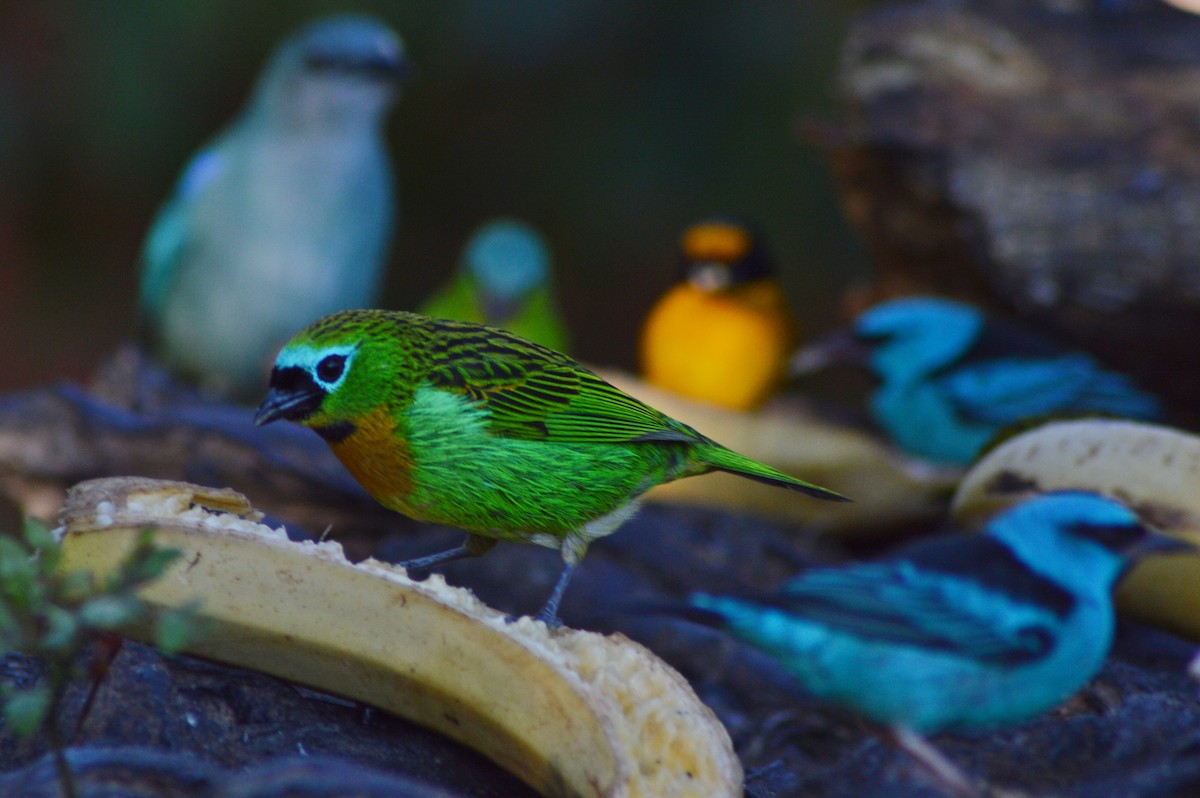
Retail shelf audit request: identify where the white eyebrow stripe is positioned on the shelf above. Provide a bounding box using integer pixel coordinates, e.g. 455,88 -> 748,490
275,343 -> 358,390
275,343 -> 354,370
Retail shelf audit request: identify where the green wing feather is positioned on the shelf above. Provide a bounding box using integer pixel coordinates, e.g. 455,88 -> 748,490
418,315 -> 846,501
424,323 -> 701,444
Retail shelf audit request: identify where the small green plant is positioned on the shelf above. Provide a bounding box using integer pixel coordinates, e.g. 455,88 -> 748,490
0,519 -> 202,798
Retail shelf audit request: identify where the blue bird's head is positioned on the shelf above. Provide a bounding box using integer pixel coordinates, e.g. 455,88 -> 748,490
852,297 -> 983,381
987,491 -> 1191,591
791,296 -> 982,381
255,15 -> 409,125
463,219 -> 551,305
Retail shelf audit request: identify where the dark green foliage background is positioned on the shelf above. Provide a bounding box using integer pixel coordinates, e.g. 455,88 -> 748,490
0,1 -> 872,389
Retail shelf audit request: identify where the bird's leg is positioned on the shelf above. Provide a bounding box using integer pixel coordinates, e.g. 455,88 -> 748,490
534,563 -> 576,629
743,759 -> 785,784
399,534 -> 496,578
535,535 -> 587,628
885,727 -> 982,798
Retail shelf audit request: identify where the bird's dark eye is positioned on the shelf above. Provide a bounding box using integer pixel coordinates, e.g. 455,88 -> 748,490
316,354 -> 347,384
854,330 -> 892,345
304,51 -> 405,81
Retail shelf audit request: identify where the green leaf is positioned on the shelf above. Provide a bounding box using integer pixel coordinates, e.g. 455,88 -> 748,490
4,686 -> 50,736
39,606 -> 79,652
107,531 -> 179,589
58,570 -> 95,605
21,519 -> 55,551
130,547 -> 182,584
79,596 -> 144,630
0,600 -> 18,639
0,539 -> 36,608
0,537 -> 32,578
154,605 -> 203,654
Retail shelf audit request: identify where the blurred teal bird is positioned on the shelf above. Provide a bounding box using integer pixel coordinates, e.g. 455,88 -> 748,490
420,219 -> 569,352
791,296 -> 1163,464
138,15 -> 408,399
676,492 -> 1188,796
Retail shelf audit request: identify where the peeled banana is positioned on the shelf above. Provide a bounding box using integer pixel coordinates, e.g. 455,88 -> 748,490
56,477 -> 742,798
950,419 -> 1200,640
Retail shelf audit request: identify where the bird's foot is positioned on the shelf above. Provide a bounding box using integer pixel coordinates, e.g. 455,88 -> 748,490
397,535 -> 497,580
397,540 -> 478,579
743,759 -> 785,784
498,609 -> 562,629
534,605 -> 564,630
397,561 -> 431,580
532,559 -> 576,630
887,727 -> 982,798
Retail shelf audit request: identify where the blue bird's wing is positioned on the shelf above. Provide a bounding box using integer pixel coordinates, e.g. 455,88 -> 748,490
939,355 -> 1160,425
938,356 -> 1096,425
937,314 -> 1161,424
956,313 -> 1070,363
775,542 -> 1063,665
138,144 -> 228,323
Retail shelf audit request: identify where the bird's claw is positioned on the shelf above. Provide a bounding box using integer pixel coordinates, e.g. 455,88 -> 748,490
398,562 -> 430,580
500,610 -> 563,629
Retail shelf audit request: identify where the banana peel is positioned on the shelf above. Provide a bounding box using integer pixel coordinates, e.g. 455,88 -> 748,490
950,419 -> 1200,640
597,368 -> 958,535
56,477 -> 742,798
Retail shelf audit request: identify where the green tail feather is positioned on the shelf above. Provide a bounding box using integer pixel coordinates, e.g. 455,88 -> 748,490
699,445 -> 849,502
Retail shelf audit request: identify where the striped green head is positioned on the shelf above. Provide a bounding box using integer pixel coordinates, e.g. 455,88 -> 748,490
253,309 -> 414,434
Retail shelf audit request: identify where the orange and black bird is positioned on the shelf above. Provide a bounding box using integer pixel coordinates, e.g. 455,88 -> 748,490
639,218 -> 798,411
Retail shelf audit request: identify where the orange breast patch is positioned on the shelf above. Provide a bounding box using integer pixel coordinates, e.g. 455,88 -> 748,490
328,405 -> 416,507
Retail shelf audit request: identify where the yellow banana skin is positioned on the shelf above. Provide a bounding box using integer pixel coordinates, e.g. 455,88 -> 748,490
56,477 -> 742,798
951,419 -> 1200,640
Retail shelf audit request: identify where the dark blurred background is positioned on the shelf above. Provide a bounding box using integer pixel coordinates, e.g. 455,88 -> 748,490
0,1 -> 874,390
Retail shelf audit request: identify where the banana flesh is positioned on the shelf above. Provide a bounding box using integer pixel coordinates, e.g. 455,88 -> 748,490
950,419 -> 1200,640
56,477 -> 742,798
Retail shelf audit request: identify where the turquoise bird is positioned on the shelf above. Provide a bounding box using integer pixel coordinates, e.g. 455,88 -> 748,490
791,296 -> 1163,464
253,309 -> 847,626
421,219 -> 570,352
138,15 -> 407,399
676,492 -> 1189,796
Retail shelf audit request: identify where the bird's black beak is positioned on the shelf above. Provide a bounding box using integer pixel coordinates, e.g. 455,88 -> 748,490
790,329 -> 872,375
483,294 -> 521,326
254,367 -> 325,426
685,262 -> 733,293
1133,532 -> 1196,559
304,49 -> 411,85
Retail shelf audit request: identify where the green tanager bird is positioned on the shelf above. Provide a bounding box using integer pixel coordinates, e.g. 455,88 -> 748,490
254,309 -> 848,625
420,218 -> 570,352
